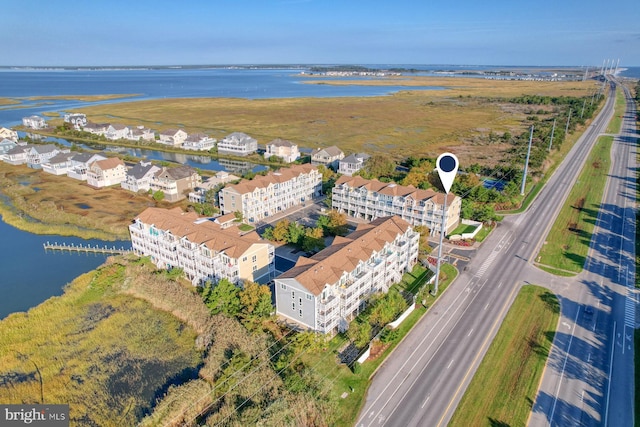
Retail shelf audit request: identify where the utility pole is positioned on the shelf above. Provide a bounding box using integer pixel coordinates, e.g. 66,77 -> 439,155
565,108 -> 572,136
433,153 -> 458,296
580,99 -> 586,119
548,118 -> 556,151
520,125 -> 534,195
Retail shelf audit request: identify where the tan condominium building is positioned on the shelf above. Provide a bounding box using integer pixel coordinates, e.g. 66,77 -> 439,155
332,175 -> 461,235
129,207 -> 275,286
275,215 -> 419,334
218,164 -> 322,224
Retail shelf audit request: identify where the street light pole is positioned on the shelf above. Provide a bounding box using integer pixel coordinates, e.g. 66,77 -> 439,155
521,125 -> 534,195
433,194 -> 447,295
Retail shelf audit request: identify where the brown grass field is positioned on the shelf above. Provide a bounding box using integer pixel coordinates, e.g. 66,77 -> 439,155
74,77 -> 598,166
0,162 -> 186,240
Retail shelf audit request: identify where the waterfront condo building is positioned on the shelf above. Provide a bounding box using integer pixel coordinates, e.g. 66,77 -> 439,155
218,164 -> 322,224
150,166 -> 202,202
332,175 -> 461,235
275,216 -> 419,334
129,207 -> 275,286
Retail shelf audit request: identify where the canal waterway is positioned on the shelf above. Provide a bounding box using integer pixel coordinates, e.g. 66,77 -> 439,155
0,216 -> 130,319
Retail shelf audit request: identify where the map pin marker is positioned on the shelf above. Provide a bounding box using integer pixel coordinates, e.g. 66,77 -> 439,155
436,153 -> 459,194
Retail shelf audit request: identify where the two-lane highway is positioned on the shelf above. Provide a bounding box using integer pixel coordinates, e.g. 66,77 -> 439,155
357,81 -> 618,427
529,80 -> 637,427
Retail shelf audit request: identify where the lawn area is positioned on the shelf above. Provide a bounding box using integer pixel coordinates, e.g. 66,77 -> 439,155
449,285 -> 560,427
449,222 -> 478,236
301,263 -> 456,427
535,136 -> 613,274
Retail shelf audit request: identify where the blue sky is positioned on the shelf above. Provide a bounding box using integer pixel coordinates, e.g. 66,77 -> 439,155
4,0 -> 639,67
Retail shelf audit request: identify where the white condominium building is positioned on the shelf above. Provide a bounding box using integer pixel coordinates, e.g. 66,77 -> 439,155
332,175 -> 461,235
129,207 -> 275,286
218,164 -> 322,224
275,215 -> 419,334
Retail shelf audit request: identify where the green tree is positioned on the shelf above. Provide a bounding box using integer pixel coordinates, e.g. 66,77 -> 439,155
239,281 -> 272,317
203,278 -> 241,316
272,219 -> 291,243
327,210 -> 348,236
414,225 -> 431,255
152,190 -> 165,202
302,227 -> 324,252
288,221 -> 306,245
347,320 -> 372,349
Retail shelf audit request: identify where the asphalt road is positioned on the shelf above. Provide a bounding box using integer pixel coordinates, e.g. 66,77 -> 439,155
356,80 -> 622,427
529,79 -> 637,427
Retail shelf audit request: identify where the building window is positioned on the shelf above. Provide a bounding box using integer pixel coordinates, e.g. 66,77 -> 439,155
291,291 -> 295,299
306,294 -> 312,301
292,302 -> 295,310
252,255 -> 257,262
299,309 -> 303,317
253,265 -> 257,271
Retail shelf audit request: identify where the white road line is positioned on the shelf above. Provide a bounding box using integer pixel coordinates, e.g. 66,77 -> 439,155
549,308 -> 581,423
467,328 -> 473,337
604,321 -> 617,427
447,359 -> 454,369
421,394 -> 431,409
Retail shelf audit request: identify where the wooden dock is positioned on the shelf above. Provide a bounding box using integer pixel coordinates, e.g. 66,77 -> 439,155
43,241 -> 131,255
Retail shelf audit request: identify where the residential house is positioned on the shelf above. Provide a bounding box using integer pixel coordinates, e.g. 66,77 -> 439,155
63,113 -> 87,129
217,132 -> 258,156
331,175 -> 462,235
27,145 -> 67,169
105,124 -> 132,140
264,138 -> 300,163
86,157 -> 127,188
158,129 -> 188,146
128,126 -> 156,142
150,166 -> 202,202
188,170 -> 239,204
22,116 -> 47,129
0,127 -> 18,141
218,164 -> 322,224
311,145 -> 344,170
121,161 -> 161,192
338,152 -> 370,176
83,122 -> 109,135
42,152 -> 76,175
275,215 -> 419,334
2,144 -> 32,165
0,138 -> 17,155
182,133 -> 216,151
66,153 -> 107,181
129,207 -> 276,285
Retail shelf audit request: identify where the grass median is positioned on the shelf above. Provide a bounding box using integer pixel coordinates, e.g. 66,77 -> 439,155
449,285 -> 559,426
535,136 -> 613,274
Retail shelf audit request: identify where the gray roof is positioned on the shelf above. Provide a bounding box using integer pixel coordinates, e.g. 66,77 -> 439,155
6,144 -> 33,155
30,144 -> 59,154
128,162 -> 158,179
71,153 -> 105,163
312,145 -> 343,157
155,166 -> 198,180
341,153 -> 370,164
46,152 -> 75,164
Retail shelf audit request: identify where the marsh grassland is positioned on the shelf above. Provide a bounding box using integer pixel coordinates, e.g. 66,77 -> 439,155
77,77 -> 597,166
0,162 -> 185,240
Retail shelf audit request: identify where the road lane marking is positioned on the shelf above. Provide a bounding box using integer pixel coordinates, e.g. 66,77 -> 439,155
435,280 -> 521,427
467,328 -> 473,337
447,359 -> 454,369
549,308 -> 581,424
421,394 -> 431,409
604,321 -> 616,427
358,274 -> 490,426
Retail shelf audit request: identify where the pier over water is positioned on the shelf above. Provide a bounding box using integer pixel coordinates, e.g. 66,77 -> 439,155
43,241 -> 131,255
